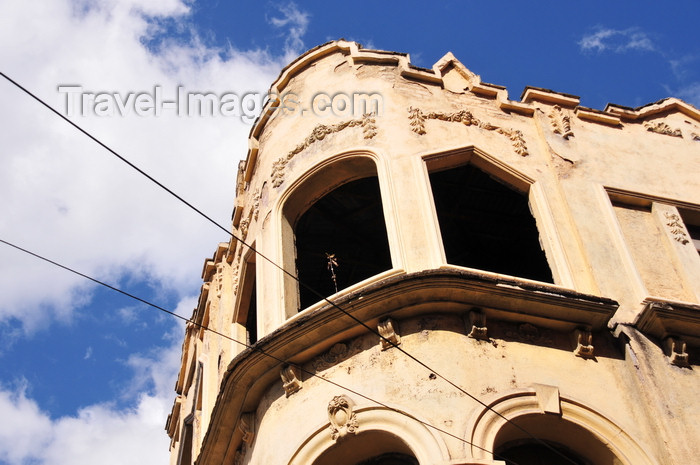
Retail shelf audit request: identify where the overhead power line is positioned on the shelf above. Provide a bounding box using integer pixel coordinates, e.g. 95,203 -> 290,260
0,72 -> 580,465
0,237 -> 520,464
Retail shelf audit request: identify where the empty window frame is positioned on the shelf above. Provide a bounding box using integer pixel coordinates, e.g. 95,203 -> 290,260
294,175 -> 392,310
679,208 -> 700,256
236,249 -> 258,345
428,162 -> 553,283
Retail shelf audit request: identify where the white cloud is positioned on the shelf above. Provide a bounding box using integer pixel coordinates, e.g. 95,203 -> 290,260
579,27 -> 656,53
0,359 -> 175,465
0,0 -> 294,332
268,2 -> 310,58
675,82 -> 700,108
0,300 -> 187,465
0,0 -> 310,459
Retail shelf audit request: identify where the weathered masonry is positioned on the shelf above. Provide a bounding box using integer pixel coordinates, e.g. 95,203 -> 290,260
167,41 -> 700,465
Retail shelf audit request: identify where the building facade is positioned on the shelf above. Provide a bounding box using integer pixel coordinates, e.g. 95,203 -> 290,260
166,41 -> 700,465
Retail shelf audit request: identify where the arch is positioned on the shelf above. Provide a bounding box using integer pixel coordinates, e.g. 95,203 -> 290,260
420,146 -> 576,288
277,151 -> 399,317
288,405 -> 450,465
467,389 -> 660,465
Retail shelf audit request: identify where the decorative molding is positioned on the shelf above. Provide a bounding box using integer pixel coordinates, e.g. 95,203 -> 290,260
233,445 -> 246,465
664,211 -> 690,245
251,188 -> 261,222
238,412 -> 255,444
328,395 -> 359,440
312,340 -> 364,372
548,105 -> 574,139
378,318 -> 401,350
505,323 -> 553,344
644,121 -> 682,138
214,263 -> 225,299
238,218 -> 250,242
636,298 -> 700,347
571,328 -> 595,359
271,113 -> 377,188
280,365 -> 303,397
575,107 -> 621,126
663,337 -> 690,367
465,309 -> 488,340
408,106 -> 529,156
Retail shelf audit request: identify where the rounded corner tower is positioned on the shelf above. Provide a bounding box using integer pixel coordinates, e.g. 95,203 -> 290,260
166,41 -> 700,465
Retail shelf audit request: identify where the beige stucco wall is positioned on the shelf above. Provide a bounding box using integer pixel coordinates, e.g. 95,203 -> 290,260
167,41 -> 700,465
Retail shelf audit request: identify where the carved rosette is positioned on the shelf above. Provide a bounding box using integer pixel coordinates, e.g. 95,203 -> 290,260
644,121 -> 682,138
313,340 -> 363,372
328,395 -> 359,440
271,113 -> 377,188
664,211 -> 690,245
505,323 -> 553,344
408,106 -> 529,156
548,105 -> 573,139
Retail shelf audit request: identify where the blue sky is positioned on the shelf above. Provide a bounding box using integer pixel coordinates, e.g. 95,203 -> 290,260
0,1 -> 698,463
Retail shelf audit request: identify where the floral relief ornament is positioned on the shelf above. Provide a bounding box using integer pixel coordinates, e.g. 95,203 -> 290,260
271,113 -> 377,188
408,106 -> 529,156
328,395 -> 359,440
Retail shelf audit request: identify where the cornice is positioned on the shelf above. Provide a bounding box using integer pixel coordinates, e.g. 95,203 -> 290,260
635,297 -> 700,347
196,268 -> 618,465
239,41 -> 700,196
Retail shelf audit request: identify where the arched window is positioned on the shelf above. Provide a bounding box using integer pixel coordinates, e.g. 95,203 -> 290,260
469,390 -> 658,465
493,413 -> 621,465
427,159 -> 553,283
497,441 -> 589,465
312,431 -> 417,465
282,156 -> 392,313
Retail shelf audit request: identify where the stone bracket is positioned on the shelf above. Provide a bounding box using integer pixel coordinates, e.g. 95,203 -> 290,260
238,412 -> 255,444
664,337 -> 690,367
465,309 -> 488,340
572,328 -> 595,359
378,318 -> 401,350
280,365 -> 303,397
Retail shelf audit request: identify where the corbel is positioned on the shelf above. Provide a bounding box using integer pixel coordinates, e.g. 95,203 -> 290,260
378,318 -> 401,350
280,365 -> 302,397
664,337 -> 690,368
572,328 -> 595,359
465,309 -> 488,341
238,412 -> 255,444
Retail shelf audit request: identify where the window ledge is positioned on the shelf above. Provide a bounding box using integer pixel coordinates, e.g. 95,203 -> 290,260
635,297 -> 700,346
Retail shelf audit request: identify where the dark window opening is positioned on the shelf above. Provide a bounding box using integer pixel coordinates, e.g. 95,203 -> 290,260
245,279 -> 258,344
429,163 -> 553,283
177,418 -> 193,465
295,176 -> 392,310
679,208 -> 700,255
356,453 -> 418,465
498,441 -> 589,465
238,254 -> 257,344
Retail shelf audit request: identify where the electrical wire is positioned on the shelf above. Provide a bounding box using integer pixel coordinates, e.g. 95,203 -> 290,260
0,71 -> 580,465
0,237 -> 519,464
